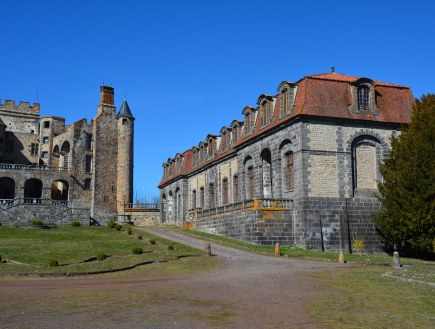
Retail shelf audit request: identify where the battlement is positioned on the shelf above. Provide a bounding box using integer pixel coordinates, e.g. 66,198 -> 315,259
0,99 -> 40,115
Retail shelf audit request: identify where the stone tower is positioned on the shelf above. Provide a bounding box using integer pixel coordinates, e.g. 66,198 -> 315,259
117,99 -> 134,221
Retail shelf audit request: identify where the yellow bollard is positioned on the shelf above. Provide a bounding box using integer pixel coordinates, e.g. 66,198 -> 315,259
339,251 -> 344,263
275,243 -> 281,256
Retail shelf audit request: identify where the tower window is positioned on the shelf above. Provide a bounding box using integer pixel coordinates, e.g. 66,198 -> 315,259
43,137 -> 49,144
85,155 -> 92,172
122,119 -> 127,125
85,178 -> 92,189
86,134 -> 92,150
44,121 -> 50,128
358,86 -> 370,111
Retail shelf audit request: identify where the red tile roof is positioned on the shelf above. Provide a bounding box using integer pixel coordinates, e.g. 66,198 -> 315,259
158,73 -> 414,187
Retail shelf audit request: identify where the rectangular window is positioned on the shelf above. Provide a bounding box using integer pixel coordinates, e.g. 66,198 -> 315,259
223,179 -> 228,204
287,153 -> 294,190
85,155 -> 92,172
44,121 -> 50,128
86,134 -> 92,150
31,143 -> 39,156
85,178 -> 92,189
122,119 -> 127,125
200,188 -> 204,208
249,167 -> 254,198
43,137 -> 49,144
210,186 -> 214,208
233,127 -> 237,142
245,114 -> 250,134
42,152 -> 48,158
101,195 -> 108,203
5,141 -> 13,153
234,176 -> 238,202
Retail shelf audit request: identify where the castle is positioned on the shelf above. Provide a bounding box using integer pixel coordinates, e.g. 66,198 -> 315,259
0,85 -> 134,225
158,72 -> 414,254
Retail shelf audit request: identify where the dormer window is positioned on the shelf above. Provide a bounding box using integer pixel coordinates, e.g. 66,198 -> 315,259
277,81 -> 296,117
260,101 -> 269,126
233,126 -> 238,141
208,138 -> 214,157
245,113 -> 250,134
358,86 -> 370,111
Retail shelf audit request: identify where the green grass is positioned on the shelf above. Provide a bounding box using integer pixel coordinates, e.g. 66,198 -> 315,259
181,229 -> 435,266
308,267 -> 435,328
392,264 -> 435,284
0,225 -> 202,274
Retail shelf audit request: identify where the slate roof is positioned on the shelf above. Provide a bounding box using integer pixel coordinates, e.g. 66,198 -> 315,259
118,99 -> 133,117
158,73 -> 415,188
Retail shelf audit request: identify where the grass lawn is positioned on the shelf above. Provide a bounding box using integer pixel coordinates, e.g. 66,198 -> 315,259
0,225 -> 202,274
308,267 -> 435,328
182,229 -> 435,266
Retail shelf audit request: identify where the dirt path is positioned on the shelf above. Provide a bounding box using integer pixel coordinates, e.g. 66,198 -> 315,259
0,228 -> 356,328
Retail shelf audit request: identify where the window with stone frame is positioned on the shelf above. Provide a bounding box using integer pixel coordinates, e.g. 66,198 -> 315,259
221,133 -> 226,152
245,113 -> 250,135
208,139 -> 214,157
200,187 -> 204,208
223,179 -> 229,204
282,89 -> 289,114
210,184 -> 215,208
42,152 -> 48,158
233,126 -> 238,142
44,121 -> 50,128
84,178 -> 92,189
358,86 -> 370,111
286,152 -> 294,190
31,143 -> 39,156
249,167 -> 254,198
234,175 -> 238,202
192,190 -> 196,208
193,149 -> 198,167
43,137 -> 49,144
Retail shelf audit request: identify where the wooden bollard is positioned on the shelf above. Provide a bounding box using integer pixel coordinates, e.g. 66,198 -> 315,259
393,251 -> 400,269
275,243 -> 281,256
339,251 -> 344,263
205,243 -> 211,256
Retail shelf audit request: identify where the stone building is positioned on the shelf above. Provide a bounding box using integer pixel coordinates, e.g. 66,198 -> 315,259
158,72 -> 414,254
0,85 -> 135,225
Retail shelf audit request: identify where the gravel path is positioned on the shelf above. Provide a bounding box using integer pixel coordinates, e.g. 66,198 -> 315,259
0,227 -> 357,328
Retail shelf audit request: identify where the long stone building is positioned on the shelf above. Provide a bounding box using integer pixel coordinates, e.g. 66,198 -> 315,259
158,72 -> 414,254
0,85 -> 134,225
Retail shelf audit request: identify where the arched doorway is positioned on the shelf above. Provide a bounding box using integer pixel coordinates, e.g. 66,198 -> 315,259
0,177 -> 15,199
261,149 -> 273,198
61,141 -> 70,167
24,179 -> 43,199
51,180 -> 69,201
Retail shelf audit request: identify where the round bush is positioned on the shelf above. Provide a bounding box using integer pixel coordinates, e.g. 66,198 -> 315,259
96,252 -> 106,261
149,239 -> 156,245
71,221 -> 81,227
127,227 -> 132,235
168,244 -> 174,250
47,258 -> 58,266
32,220 -> 43,225
0,222 -> 2,226
132,247 -> 143,254
115,224 -> 122,231
137,235 -> 143,240
108,222 -> 116,228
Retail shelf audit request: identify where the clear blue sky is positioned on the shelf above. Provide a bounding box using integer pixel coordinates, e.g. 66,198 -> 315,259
1,0 -> 434,196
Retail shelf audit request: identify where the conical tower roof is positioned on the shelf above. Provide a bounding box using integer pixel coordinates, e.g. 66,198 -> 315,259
118,99 -> 133,118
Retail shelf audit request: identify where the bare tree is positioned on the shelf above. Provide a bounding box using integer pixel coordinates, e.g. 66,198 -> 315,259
133,187 -> 160,204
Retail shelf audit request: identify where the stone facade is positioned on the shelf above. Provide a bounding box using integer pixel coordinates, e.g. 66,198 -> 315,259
158,72 -> 414,254
0,86 -> 134,226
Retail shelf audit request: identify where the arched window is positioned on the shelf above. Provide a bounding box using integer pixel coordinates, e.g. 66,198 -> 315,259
223,179 -> 229,204
24,178 -> 43,199
286,152 -> 294,190
0,177 -> 15,199
358,86 -> 370,111
248,167 -> 254,198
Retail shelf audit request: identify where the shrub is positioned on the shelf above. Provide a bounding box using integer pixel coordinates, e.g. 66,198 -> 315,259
71,221 -> 81,227
47,259 -> 58,266
115,224 -> 122,231
132,247 -> 142,254
168,244 -> 174,250
108,222 -> 117,228
96,252 -> 107,261
127,227 -> 132,235
32,220 -> 43,225
0,222 -> 2,226
149,239 -> 156,245
137,235 -> 143,240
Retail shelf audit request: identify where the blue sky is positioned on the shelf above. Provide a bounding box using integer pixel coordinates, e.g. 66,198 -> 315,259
1,0 -> 434,196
